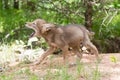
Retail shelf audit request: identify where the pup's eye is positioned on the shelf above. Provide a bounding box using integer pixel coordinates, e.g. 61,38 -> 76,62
32,23 -> 36,27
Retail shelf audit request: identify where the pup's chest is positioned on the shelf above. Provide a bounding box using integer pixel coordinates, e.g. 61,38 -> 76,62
44,34 -> 55,44
46,34 -> 63,47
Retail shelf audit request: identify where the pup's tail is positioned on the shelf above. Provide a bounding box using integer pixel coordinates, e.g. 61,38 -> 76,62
80,27 -> 94,44
86,30 -> 95,37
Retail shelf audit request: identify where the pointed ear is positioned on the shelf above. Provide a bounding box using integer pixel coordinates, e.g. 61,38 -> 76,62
35,19 -> 47,30
45,24 -> 56,31
41,23 -> 56,34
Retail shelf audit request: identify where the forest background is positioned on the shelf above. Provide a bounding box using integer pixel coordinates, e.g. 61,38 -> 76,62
0,0 -> 120,53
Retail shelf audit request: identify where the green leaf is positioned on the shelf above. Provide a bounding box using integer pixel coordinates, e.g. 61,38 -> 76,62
110,55 -> 117,63
66,0 -> 77,4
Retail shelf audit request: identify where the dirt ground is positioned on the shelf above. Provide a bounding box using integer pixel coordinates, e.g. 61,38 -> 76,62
1,53 -> 120,80
29,53 -> 120,80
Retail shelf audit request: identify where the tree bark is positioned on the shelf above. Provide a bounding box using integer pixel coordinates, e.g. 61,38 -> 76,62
3,0 -> 9,9
27,1 -> 36,11
14,0 -> 19,9
84,0 -> 93,31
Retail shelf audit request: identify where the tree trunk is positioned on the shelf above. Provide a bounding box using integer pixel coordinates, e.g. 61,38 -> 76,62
3,0 -> 9,9
14,0 -> 19,9
84,0 -> 93,31
27,1 -> 36,11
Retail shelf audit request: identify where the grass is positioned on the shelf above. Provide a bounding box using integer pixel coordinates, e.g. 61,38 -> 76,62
0,64 -> 101,80
0,43 -> 101,80
0,68 -> 38,80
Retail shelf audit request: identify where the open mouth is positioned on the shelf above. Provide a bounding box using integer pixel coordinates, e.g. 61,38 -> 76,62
29,31 -> 35,38
25,25 -> 36,38
25,27 -> 36,38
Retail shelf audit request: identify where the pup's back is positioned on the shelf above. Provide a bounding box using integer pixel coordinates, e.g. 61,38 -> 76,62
64,24 -> 92,44
60,24 -> 85,47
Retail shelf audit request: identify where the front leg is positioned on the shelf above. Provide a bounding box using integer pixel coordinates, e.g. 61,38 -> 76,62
61,45 -> 70,65
34,47 -> 56,65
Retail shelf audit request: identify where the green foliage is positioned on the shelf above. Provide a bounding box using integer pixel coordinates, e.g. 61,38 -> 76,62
61,67 -> 72,80
92,1 -> 120,39
92,63 -> 101,80
77,60 -> 84,75
1,0 -> 120,41
0,68 -> 38,80
0,9 -> 33,42
110,55 -> 117,63
0,75 -> 13,80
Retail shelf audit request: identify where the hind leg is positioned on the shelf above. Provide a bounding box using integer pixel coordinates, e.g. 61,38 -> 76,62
64,46 -> 82,67
60,45 -> 70,65
84,41 -> 99,58
72,46 -> 83,61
